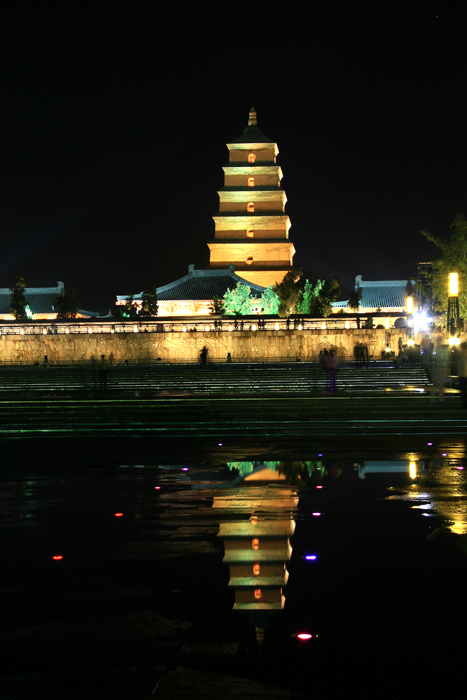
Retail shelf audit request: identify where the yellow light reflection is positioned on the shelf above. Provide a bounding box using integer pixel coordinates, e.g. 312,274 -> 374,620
409,461 -> 417,479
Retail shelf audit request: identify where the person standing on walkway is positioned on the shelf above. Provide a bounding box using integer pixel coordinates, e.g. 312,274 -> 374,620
99,354 -> 109,389
456,342 -> 467,408
431,337 -> 449,402
324,348 -> 338,395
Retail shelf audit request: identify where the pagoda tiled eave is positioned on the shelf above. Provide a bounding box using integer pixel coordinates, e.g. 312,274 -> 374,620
223,164 -> 282,173
213,213 -> 291,229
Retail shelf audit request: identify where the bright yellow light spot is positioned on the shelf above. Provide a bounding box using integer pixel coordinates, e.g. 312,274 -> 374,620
275,323 -> 279,330
449,272 -> 459,297
322,322 -> 326,330
88,327 -> 93,334
20,329 -> 24,335
407,339 -> 415,346
345,321 -> 350,329
385,346 -> 391,352
246,228 -> 254,237
298,324 -> 303,330
251,324 -> 257,331
228,325 -> 233,331
182,326 -> 187,332
406,296 -> 413,313
133,325 -> 138,333
409,461 -> 417,479
42,329 -> 47,335
385,318 -> 390,329
205,325 -> 210,332
449,337 -> 461,345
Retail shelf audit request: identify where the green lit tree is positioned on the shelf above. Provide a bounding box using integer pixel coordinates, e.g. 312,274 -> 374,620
309,278 -> 340,317
260,285 -> 280,314
55,286 -> 79,319
10,275 -> 28,321
297,279 -> 314,314
140,286 -> 158,317
223,282 -> 254,315
421,213 -> 467,319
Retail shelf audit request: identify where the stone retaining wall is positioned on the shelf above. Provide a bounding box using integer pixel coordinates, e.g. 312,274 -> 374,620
0,327 -> 407,364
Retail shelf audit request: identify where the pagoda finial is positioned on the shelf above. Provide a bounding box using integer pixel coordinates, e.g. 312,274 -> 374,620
248,107 -> 257,126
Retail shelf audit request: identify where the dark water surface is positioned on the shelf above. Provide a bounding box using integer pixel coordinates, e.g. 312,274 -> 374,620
1,449 -> 467,699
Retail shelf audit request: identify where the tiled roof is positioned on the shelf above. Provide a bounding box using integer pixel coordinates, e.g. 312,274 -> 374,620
118,266 -> 265,303
229,124 -> 274,145
358,280 -> 407,310
0,282 -> 64,315
333,277 -> 409,312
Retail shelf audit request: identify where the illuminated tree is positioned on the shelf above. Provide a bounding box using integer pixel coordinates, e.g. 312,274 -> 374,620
223,282 -> 255,315
421,213 -> 467,319
55,286 -> 79,319
274,268 -> 303,317
309,278 -> 340,317
297,279 -> 314,314
10,275 -> 28,320
260,285 -> 280,314
140,286 -> 158,317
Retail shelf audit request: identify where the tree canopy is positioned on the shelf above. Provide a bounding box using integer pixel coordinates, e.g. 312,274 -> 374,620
421,213 -> 467,319
55,286 -> 79,319
10,275 -> 28,320
140,286 -> 158,317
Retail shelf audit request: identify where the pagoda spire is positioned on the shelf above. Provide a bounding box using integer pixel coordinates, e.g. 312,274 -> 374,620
248,107 -> 257,126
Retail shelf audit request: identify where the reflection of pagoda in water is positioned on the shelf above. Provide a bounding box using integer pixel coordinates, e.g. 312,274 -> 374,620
217,484 -> 298,642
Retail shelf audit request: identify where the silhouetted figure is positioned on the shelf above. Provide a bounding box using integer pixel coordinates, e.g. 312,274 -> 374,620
200,346 -> 208,366
226,352 -> 232,363
99,355 -> 109,389
432,337 -> 449,402
456,342 -> 467,408
324,349 -> 338,395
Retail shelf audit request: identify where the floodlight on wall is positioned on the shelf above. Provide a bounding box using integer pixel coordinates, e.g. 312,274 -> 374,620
229,325 -> 233,331
275,323 -> 280,330
251,324 -> 257,331
321,322 -> 326,330
182,326 -> 187,332
133,325 -> 138,333
205,325 -> 210,332
298,324 -> 303,331
88,327 -> 93,334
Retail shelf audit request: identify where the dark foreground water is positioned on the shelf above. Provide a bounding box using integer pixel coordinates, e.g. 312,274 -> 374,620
1,449 -> 467,699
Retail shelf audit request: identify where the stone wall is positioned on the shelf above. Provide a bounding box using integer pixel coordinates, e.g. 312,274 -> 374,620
0,327 -> 405,364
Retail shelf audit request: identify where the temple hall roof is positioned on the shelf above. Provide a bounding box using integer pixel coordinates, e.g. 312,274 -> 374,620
119,265 -> 265,303
333,276 -> 409,311
0,282 -> 64,316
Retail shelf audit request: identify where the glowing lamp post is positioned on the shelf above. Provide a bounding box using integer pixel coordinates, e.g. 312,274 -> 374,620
447,272 -> 459,338
406,295 -> 413,341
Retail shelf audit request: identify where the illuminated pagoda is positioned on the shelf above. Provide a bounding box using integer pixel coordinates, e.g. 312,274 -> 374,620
208,108 -> 295,288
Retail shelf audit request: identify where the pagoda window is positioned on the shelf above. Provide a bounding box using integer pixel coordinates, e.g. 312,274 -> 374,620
246,257 -> 254,265
248,153 -> 256,163
247,202 -> 255,212
248,177 -> 255,187
246,229 -> 254,238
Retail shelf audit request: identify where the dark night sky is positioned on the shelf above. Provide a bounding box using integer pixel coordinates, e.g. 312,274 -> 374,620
1,2 -> 466,309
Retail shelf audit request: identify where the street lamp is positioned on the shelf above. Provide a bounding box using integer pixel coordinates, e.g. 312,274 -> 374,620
447,272 -> 459,338
406,296 -> 413,342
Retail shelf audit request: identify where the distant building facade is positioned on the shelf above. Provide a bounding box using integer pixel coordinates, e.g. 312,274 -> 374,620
208,108 -> 295,288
